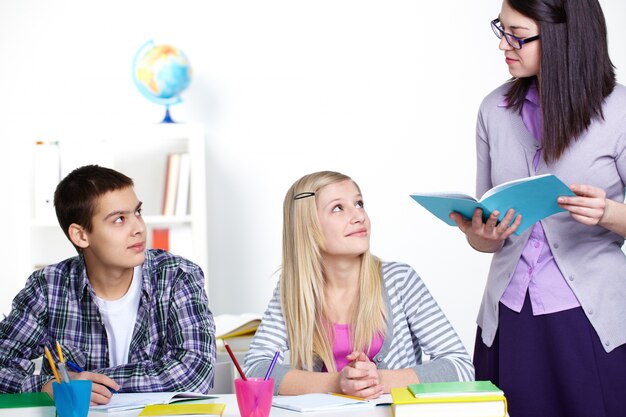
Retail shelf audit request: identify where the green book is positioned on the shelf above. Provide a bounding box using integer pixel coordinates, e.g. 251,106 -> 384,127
0,392 -> 56,417
410,173 -> 575,235
407,380 -> 504,398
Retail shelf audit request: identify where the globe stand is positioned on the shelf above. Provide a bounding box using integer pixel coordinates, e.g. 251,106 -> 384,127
161,105 -> 175,124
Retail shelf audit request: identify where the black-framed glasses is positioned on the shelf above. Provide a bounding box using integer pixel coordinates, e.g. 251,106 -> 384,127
491,18 -> 540,50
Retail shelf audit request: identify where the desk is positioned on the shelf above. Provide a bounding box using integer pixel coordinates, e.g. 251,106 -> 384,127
89,394 -> 393,417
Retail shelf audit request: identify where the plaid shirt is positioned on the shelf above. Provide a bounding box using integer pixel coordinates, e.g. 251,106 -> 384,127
0,249 -> 215,393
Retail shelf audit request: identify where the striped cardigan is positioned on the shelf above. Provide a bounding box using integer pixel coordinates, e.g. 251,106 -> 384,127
244,261 -> 474,393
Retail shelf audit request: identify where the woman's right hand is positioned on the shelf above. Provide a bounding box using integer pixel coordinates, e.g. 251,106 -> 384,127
450,208 -> 521,253
338,351 -> 383,399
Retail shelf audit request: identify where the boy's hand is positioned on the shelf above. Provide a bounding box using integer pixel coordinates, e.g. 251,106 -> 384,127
42,371 -> 120,405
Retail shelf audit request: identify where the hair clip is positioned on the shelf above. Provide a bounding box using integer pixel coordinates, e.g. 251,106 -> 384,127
294,192 -> 315,200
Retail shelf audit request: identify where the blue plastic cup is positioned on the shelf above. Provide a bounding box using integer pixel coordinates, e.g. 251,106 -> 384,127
52,380 -> 92,417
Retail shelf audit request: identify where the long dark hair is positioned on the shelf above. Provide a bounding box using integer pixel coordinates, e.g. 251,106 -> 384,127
504,0 -> 615,162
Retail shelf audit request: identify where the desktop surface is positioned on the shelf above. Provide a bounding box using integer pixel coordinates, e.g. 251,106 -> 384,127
88,394 -> 392,417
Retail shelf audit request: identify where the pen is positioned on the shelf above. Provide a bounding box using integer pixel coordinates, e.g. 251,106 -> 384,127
43,346 -> 61,383
66,359 -> 117,393
264,351 -> 280,380
65,360 -> 84,373
224,342 -> 247,381
57,362 -> 71,383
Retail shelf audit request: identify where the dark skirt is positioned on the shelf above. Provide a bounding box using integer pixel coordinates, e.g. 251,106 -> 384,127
474,292 -> 626,417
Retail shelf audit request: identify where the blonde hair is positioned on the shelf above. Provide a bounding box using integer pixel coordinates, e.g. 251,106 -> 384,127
281,171 -> 387,372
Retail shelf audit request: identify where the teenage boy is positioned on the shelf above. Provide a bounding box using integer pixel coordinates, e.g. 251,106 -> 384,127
0,165 -> 215,404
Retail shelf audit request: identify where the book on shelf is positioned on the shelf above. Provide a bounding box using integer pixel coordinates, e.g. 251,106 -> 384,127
175,153 -> 191,216
410,173 -> 575,235
161,152 -> 191,217
162,153 -> 181,216
150,226 -> 193,260
138,402 -> 226,416
0,392 -> 55,417
152,228 -> 170,252
90,391 -> 216,413
391,381 -> 507,417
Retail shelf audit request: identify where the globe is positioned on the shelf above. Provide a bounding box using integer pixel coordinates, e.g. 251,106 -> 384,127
132,40 -> 192,123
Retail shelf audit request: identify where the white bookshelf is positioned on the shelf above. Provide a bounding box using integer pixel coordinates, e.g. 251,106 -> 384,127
27,123 -> 209,291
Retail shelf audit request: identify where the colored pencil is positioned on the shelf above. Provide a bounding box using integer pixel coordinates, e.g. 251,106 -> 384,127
224,342 -> 247,381
264,351 -> 280,380
43,346 -> 61,383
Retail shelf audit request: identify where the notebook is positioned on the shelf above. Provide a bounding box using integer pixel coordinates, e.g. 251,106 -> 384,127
0,392 -> 55,417
272,393 -> 391,412
89,392 -> 216,412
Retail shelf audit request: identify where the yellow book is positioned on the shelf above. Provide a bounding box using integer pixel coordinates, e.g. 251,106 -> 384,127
391,387 -> 507,417
138,403 -> 226,416
214,314 -> 261,339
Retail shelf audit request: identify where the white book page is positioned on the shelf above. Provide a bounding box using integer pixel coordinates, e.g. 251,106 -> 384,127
411,191 -> 476,201
481,173 -> 551,201
90,392 -> 214,412
214,313 -> 262,338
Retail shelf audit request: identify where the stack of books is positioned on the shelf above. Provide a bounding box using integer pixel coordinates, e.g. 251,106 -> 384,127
162,152 -> 191,216
391,381 -> 507,417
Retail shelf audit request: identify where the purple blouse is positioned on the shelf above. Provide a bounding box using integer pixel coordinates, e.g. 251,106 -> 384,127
498,83 -> 581,315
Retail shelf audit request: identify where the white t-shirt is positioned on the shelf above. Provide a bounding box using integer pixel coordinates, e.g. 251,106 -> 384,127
94,266 -> 142,367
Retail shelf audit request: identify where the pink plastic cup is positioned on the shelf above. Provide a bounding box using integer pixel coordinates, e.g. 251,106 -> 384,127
234,377 -> 275,417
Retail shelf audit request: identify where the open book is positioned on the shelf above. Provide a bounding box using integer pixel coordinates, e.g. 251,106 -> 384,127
410,174 -> 574,235
214,313 -> 262,339
89,392 -> 216,413
272,393 -> 391,412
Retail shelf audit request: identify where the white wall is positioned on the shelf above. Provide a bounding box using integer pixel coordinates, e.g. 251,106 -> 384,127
0,0 -> 624,356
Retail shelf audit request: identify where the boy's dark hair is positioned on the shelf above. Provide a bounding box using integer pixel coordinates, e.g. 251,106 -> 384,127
504,0 -> 615,162
54,165 -> 134,249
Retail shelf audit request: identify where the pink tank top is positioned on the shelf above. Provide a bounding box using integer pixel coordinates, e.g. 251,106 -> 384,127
332,323 -> 384,371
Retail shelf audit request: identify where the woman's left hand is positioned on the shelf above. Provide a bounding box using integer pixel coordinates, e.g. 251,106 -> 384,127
339,351 -> 383,399
557,184 -> 607,226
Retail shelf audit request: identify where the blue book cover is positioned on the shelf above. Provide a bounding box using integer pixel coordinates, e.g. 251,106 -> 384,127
410,174 -> 575,235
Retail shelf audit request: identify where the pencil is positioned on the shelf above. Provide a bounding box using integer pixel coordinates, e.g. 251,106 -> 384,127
57,362 -> 71,383
224,342 -> 247,381
264,350 -> 280,380
43,346 -> 61,383
55,341 -> 65,364
329,392 -> 367,402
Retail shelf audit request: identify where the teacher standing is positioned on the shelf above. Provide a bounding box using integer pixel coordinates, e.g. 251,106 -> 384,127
450,1 -> 626,416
